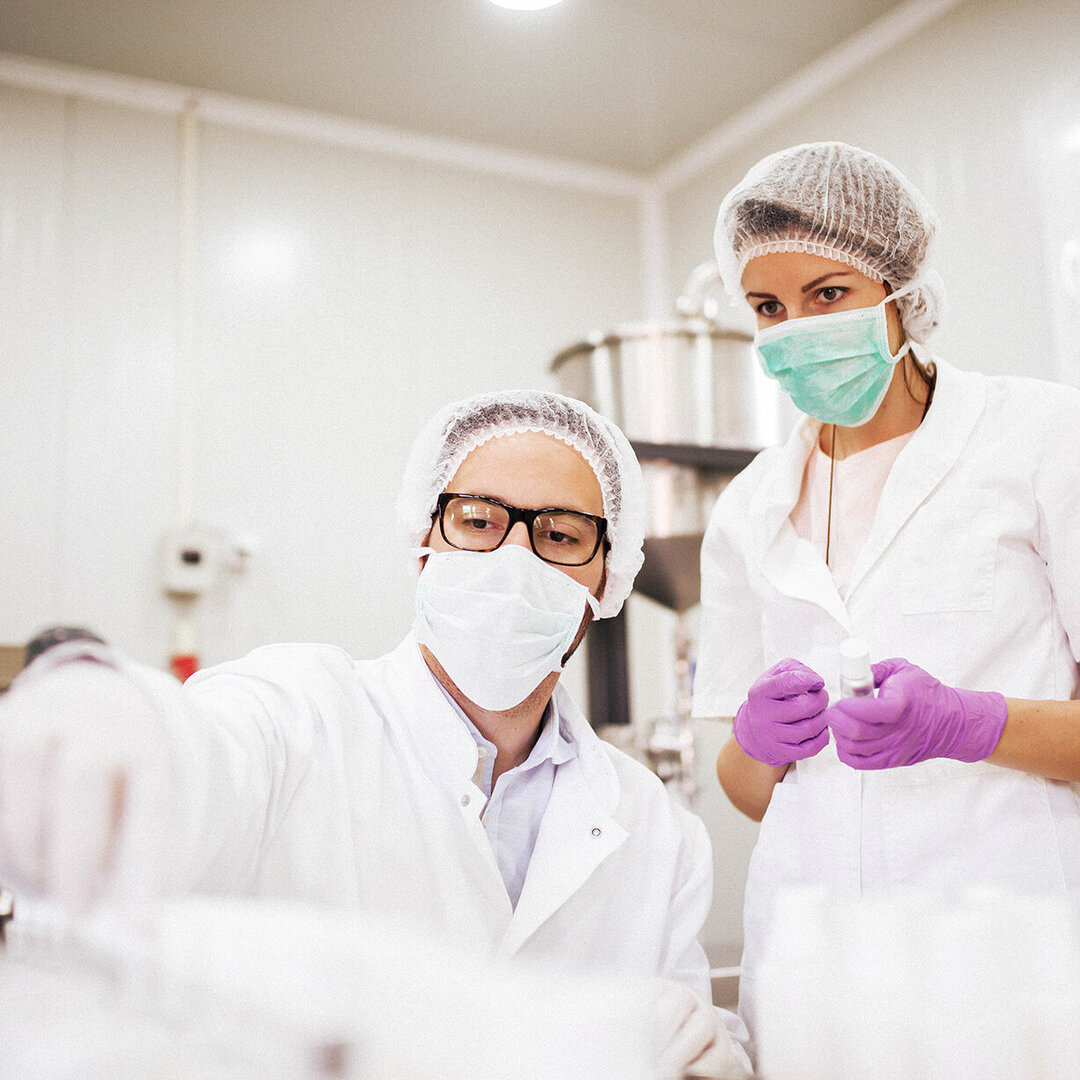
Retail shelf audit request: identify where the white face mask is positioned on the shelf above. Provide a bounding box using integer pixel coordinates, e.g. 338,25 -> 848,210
414,545 -> 600,712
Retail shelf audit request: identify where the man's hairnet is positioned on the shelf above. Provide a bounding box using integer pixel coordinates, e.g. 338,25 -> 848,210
397,390 -> 645,619
714,142 -> 946,341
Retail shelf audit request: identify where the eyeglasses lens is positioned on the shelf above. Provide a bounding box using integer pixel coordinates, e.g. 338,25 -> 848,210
443,498 -> 510,551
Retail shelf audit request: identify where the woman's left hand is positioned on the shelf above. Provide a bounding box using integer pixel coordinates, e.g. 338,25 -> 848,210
825,658 -> 1007,770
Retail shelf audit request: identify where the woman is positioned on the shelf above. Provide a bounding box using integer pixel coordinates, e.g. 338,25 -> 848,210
691,141 -> 1080,1062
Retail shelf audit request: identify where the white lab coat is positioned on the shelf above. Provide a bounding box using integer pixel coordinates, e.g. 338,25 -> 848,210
693,358 -> 1080,1059
1,630 -> 752,1078
149,631 -> 717,991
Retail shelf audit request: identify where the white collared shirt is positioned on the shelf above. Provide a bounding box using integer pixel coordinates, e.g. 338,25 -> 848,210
433,676 -> 577,908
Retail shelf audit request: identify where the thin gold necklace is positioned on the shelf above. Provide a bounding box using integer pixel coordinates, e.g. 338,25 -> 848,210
825,423 -> 836,568
823,363 -> 936,569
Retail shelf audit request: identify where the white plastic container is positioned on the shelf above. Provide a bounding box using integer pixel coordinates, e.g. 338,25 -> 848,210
839,638 -> 874,699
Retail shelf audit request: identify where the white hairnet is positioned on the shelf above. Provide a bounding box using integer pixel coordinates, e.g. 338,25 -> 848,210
714,142 -> 946,341
397,390 -> 645,619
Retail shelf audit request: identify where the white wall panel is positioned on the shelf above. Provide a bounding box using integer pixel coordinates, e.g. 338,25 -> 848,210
0,88 -> 67,640
189,125 -> 414,665
1,90 -> 179,664
1,86 -> 642,677
56,98 -> 180,665
190,124 -> 642,667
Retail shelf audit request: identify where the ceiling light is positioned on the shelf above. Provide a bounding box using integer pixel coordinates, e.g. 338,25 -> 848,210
488,0 -> 566,9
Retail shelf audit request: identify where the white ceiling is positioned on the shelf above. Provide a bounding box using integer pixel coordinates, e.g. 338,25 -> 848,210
0,0 -> 911,174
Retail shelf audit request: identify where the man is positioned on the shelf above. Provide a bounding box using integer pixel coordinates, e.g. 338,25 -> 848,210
0,390 -> 749,1078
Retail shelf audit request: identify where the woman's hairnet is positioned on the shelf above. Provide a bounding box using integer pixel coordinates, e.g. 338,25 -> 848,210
714,141 -> 946,341
397,390 -> 645,619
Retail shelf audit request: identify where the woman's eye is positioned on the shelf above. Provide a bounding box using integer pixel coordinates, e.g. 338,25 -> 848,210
817,286 -> 847,303
754,299 -> 782,318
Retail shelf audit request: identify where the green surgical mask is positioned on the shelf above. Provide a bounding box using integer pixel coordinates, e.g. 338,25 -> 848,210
754,286 -> 915,427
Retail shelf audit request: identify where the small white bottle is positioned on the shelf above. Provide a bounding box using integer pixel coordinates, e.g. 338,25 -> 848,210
839,638 -> 874,698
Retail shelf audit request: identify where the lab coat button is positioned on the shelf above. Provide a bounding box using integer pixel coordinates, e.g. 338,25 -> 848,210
591,827 -> 602,837
461,794 -> 471,807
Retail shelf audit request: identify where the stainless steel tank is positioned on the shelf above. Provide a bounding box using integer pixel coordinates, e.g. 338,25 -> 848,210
550,318 -> 790,450
552,313 -> 796,801
552,318 -> 795,611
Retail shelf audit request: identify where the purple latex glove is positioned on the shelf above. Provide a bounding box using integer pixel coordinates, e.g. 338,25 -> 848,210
826,657 -> 1008,770
733,659 -> 830,768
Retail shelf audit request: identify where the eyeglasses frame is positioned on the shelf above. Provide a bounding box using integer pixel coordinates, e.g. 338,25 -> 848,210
433,492 -> 608,567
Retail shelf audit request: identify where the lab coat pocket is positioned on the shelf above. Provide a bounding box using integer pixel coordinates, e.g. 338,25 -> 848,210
878,765 -> 1068,895
897,494 -> 998,614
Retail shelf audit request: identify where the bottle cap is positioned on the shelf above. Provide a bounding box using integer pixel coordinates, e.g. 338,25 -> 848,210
839,637 -> 872,681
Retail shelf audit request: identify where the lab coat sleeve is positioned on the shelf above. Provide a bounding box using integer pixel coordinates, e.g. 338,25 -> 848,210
659,809 -> 715,994
174,646 -> 350,891
693,482 -> 764,719
1033,383 -> 1080,676
662,808 -> 752,1076
0,640 -> 321,903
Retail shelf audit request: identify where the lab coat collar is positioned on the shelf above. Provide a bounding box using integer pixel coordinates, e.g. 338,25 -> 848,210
396,634 -> 627,957
486,693 -> 577,773
548,681 -> 622,809
750,357 -> 986,622
387,635 -> 516,932
498,684 -> 628,958
434,677 -> 577,792
752,416 -> 851,629
749,414 -> 820,551
396,632 -> 618,801
546,699 -> 578,768
417,643 -> 579,777
844,356 -> 985,598
396,633 -> 484,785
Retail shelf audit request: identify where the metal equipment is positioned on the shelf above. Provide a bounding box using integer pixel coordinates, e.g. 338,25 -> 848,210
551,265 -> 795,801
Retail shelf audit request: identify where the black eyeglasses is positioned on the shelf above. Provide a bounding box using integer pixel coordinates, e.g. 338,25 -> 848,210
434,493 -> 607,567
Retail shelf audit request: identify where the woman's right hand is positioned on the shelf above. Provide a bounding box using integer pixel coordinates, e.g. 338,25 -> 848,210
733,659 -> 830,767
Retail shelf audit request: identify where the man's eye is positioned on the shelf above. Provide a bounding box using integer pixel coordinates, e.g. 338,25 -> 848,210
540,529 -> 578,546
537,516 -> 590,546
462,517 -> 497,531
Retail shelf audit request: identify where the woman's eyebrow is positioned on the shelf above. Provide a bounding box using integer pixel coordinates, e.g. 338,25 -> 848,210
801,272 -> 854,293
745,272 -> 855,300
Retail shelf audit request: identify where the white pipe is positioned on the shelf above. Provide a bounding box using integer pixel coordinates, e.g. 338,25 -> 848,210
638,183 -> 670,321
176,102 -> 199,528
0,51 -> 646,200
